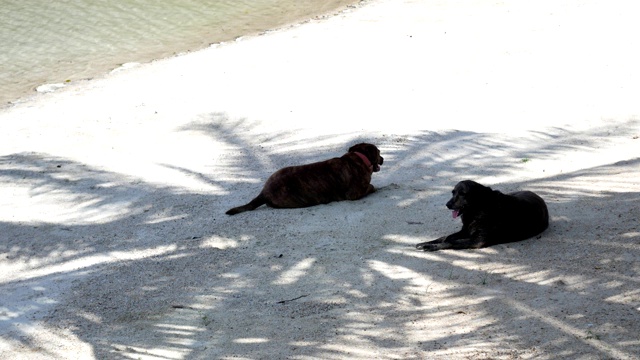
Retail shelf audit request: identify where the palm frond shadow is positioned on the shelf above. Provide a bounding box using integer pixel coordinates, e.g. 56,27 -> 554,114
1,114 -> 638,359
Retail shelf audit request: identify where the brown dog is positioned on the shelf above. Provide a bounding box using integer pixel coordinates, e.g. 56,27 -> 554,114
225,143 -> 383,215
416,180 -> 549,251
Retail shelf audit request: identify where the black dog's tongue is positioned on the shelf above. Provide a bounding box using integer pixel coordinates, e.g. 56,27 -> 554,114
452,210 -> 460,219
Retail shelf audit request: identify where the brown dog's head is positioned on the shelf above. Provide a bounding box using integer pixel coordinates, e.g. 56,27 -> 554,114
348,143 -> 384,172
446,180 -> 493,218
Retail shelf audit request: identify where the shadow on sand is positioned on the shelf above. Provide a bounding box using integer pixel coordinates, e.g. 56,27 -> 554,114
1,114 -> 638,359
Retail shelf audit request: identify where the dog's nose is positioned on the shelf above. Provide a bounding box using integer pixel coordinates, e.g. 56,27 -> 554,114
446,198 -> 454,209
379,156 -> 384,164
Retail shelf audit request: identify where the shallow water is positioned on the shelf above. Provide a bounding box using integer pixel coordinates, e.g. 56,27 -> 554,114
0,0 -> 358,106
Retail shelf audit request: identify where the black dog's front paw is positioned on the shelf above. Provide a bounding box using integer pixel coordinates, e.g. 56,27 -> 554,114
415,238 -> 445,252
415,242 -> 440,252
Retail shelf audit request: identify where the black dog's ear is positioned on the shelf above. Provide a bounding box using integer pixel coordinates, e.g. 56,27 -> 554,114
454,180 -> 475,196
465,182 -> 493,202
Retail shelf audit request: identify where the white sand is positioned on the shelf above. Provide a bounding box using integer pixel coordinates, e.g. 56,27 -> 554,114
1,0 -> 639,359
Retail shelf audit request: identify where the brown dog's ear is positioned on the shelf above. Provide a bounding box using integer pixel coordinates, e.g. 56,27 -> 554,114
348,143 -> 362,153
349,143 -> 373,153
348,143 -> 371,159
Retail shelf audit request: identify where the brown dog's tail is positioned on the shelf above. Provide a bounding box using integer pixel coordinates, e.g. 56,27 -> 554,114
225,194 -> 267,215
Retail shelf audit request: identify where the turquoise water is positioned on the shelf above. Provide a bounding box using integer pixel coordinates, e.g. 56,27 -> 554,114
0,0 -> 358,105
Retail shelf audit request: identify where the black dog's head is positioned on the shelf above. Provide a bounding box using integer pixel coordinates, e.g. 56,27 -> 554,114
348,143 -> 384,172
446,180 -> 493,218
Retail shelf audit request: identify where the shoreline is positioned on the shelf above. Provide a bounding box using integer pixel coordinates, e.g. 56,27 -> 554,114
1,0 -> 364,109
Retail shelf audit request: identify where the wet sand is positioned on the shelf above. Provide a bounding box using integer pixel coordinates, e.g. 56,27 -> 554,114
0,0 -> 359,106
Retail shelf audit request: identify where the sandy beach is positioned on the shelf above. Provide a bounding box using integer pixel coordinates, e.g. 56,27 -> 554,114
1,0 -> 639,359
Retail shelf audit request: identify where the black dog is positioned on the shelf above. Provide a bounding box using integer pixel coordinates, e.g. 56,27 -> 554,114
416,180 -> 549,251
226,143 -> 383,215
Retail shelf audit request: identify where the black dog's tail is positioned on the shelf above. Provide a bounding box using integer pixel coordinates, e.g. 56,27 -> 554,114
226,194 -> 267,215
